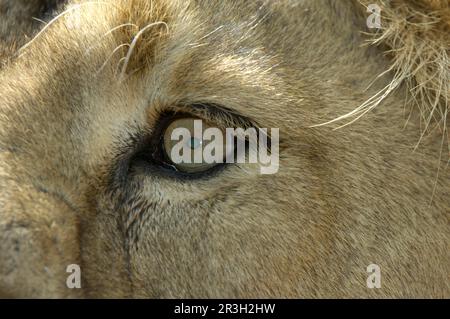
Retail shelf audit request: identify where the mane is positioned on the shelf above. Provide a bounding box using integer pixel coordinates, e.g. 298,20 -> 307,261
323,0 -> 449,149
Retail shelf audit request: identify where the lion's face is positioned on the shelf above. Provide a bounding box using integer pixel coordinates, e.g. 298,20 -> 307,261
0,0 -> 449,298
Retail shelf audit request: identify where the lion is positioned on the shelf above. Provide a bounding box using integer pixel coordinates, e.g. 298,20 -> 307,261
0,0 -> 448,298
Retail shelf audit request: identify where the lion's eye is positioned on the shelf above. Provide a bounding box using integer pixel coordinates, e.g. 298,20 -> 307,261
161,118 -> 228,174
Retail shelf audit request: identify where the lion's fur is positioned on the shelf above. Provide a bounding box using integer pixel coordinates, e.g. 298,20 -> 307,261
0,0 -> 449,298
329,1 -> 450,149
373,0 -> 450,147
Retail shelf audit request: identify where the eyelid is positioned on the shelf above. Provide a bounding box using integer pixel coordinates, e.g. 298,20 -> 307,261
162,103 -> 258,132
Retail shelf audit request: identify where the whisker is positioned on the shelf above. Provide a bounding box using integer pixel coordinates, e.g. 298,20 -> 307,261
31,17 -> 47,25
20,1 -> 124,53
119,21 -> 169,82
96,43 -> 130,76
84,23 -> 139,56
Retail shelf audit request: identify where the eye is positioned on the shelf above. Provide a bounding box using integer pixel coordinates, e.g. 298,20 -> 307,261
161,117 -> 229,174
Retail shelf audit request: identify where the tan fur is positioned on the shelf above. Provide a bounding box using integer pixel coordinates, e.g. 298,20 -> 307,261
0,0 -> 449,298
327,1 -> 450,146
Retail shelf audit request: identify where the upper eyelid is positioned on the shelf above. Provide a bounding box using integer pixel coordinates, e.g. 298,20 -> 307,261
170,102 -> 258,130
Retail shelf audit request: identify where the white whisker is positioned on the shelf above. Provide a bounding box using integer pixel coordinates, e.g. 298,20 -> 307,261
84,23 -> 139,56
96,43 -> 130,76
119,21 -> 169,82
20,1 -> 123,53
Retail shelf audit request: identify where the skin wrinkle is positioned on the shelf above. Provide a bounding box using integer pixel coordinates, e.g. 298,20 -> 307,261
0,0 -> 449,298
